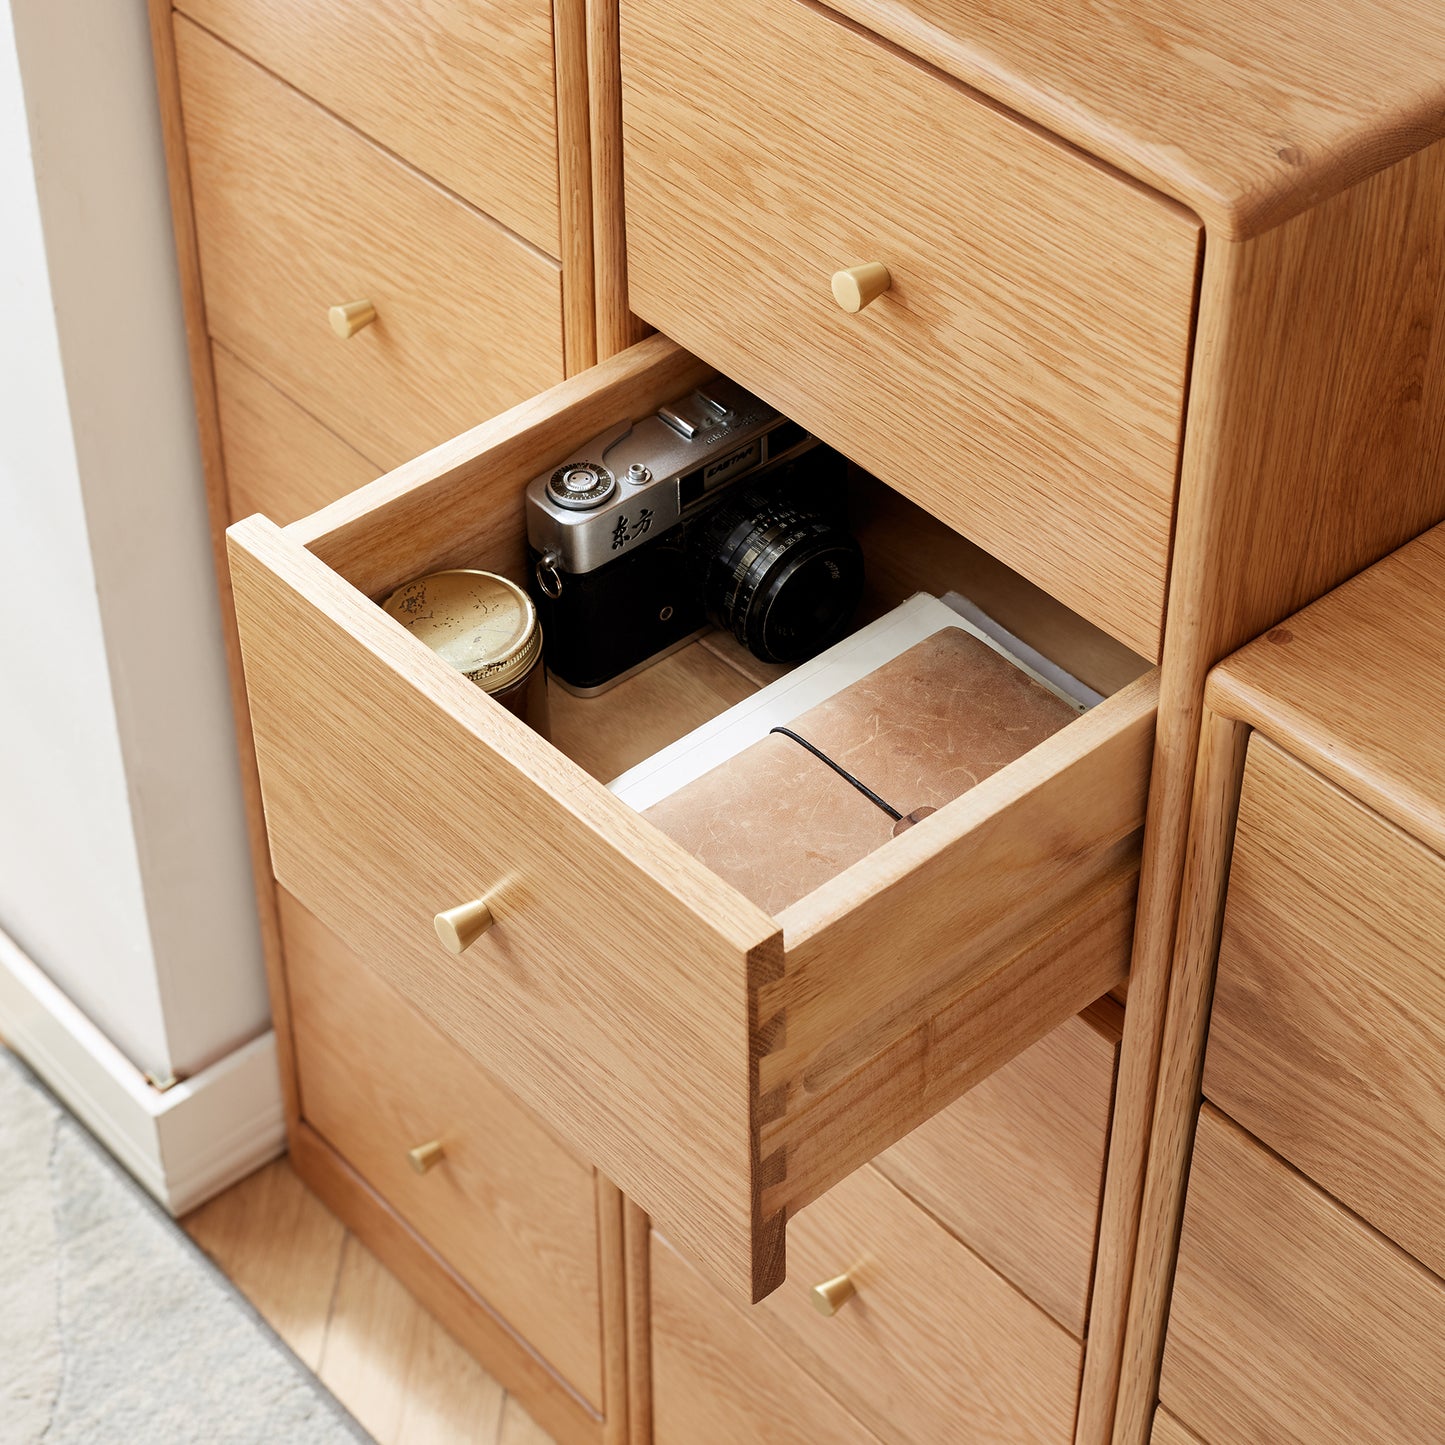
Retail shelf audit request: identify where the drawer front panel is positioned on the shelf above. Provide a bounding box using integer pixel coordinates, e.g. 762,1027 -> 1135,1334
874,1002 -> 1120,1334
651,1234 -> 882,1445
214,344 -> 382,527
622,0 -> 1200,659
230,336 -> 1155,1303
1161,1105 -> 1445,1445
174,0 -> 560,254
176,18 -> 564,470
1205,734 -> 1445,1278
280,890 -> 604,1408
749,1166 -> 1081,1445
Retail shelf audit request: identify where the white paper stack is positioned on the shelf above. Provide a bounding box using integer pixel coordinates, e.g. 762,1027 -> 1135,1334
607,592 -> 1100,810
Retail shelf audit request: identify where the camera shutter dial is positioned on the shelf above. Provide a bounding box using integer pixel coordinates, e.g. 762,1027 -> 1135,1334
548,461 -> 616,510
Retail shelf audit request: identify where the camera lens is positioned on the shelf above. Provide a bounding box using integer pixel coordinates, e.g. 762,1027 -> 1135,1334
702,496 -> 864,663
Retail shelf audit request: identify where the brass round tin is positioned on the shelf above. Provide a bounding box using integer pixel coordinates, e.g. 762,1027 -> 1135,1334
382,570 -> 545,713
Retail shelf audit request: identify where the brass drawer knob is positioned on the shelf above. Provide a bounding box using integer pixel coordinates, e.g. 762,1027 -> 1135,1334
830,263 -> 891,314
809,1272 -> 857,1316
434,897 -> 495,954
328,299 -> 377,338
408,1139 -> 445,1174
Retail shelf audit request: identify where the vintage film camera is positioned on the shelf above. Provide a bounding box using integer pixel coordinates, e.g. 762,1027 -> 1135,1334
526,377 -> 864,694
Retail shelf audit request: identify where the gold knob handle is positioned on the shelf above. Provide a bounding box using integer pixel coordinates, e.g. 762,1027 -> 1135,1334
831,263 -> 891,314
328,299 -> 377,338
408,1140 -> 445,1174
434,897 -> 494,954
810,1272 -> 857,1316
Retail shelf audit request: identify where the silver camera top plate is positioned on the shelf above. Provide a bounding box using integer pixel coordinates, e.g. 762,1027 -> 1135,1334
525,376 -> 786,575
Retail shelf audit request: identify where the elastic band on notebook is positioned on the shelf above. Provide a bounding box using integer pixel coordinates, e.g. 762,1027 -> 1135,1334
769,727 -> 903,822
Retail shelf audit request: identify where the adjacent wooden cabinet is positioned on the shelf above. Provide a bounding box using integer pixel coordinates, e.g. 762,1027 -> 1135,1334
150,0 -> 1445,1441
1123,523 -> 1445,1444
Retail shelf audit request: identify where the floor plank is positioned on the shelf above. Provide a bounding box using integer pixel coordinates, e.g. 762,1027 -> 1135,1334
185,1157 -> 559,1445
319,1235 -> 507,1445
184,1156 -> 344,1369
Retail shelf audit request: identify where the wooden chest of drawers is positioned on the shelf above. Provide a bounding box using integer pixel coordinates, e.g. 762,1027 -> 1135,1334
149,0 -> 1445,1441
1126,523 -> 1445,1444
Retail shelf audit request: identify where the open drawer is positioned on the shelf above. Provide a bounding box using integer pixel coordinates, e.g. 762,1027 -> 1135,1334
229,335 -> 1157,1302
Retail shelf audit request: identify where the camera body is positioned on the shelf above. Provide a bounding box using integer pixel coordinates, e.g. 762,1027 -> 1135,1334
526,378 -> 860,694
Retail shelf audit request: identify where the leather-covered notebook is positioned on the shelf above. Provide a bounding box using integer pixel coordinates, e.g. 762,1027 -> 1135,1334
643,627 -> 1079,914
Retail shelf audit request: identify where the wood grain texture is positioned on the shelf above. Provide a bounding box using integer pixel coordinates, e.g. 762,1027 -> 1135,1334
746,1166 -> 1082,1445
1208,522 -> 1445,860
175,18 -> 564,469
650,1233 -> 881,1445
1149,1410 -> 1206,1445
234,334 -> 1154,1301
1111,706 -> 1250,1445
585,0 -> 648,357
319,1235 -> 509,1445
768,672 -> 1156,1089
596,1180 -> 628,1445
548,641 -> 756,783
146,0 -> 299,1131
290,1121 -> 602,1445
229,514 -> 787,1302
1206,735 -> 1445,1280
821,0 -> 1445,238
184,1157 -> 346,1370
286,335 -> 712,594
874,1002 -> 1122,1336
622,0 -> 1200,658
174,0 -> 561,253
1161,1105 -> 1445,1444
848,475 -> 1152,697
282,890 -> 605,1407
553,0 -> 596,373
1080,134 -> 1445,1445
622,1201 -> 652,1445
762,866 -> 1137,1226
213,343 -> 382,526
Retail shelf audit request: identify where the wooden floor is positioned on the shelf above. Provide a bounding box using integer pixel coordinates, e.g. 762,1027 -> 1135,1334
184,1156 -> 557,1445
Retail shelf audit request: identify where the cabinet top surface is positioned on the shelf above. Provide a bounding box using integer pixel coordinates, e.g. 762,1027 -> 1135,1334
826,0 -> 1445,237
1208,523 -> 1445,856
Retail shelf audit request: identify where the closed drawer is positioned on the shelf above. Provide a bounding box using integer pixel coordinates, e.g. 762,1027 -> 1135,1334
1205,734 -> 1445,1279
746,1165 -> 1082,1445
1161,1105 -> 1445,1445
875,1000 -> 1121,1334
214,344 -> 382,526
174,0 -> 559,253
229,335 -> 1157,1303
651,1233 -> 882,1445
279,888 -> 604,1408
175,18 -> 564,470
621,0 -> 1200,659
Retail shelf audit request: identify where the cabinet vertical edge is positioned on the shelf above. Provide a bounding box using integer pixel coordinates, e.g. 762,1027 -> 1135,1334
1109,707 -> 1250,1443
555,0 -> 598,373
145,0 -> 299,1130
623,1199 -> 653,1445
586,0 -> 649,358
598,1177 -> 631,1445
1082,135 -> 1445,1444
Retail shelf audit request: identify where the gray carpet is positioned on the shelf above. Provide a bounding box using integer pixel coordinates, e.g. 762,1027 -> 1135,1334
0,1046 -> 369,1444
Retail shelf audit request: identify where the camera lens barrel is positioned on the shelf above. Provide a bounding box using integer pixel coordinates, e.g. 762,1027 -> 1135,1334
703,496 -> 864,663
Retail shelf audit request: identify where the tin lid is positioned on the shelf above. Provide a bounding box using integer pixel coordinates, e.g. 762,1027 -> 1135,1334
382,570 -> 542,695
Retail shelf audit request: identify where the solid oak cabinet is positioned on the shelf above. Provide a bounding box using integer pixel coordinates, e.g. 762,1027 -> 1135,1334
1124,524 -> 1445,1444
151,0 -> 1445,1441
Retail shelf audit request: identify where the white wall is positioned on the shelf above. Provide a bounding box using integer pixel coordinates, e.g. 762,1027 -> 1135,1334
0,0 -> 267,1081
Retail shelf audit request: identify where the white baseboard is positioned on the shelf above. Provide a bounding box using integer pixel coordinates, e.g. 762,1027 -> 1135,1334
0,928 -> 285,1214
